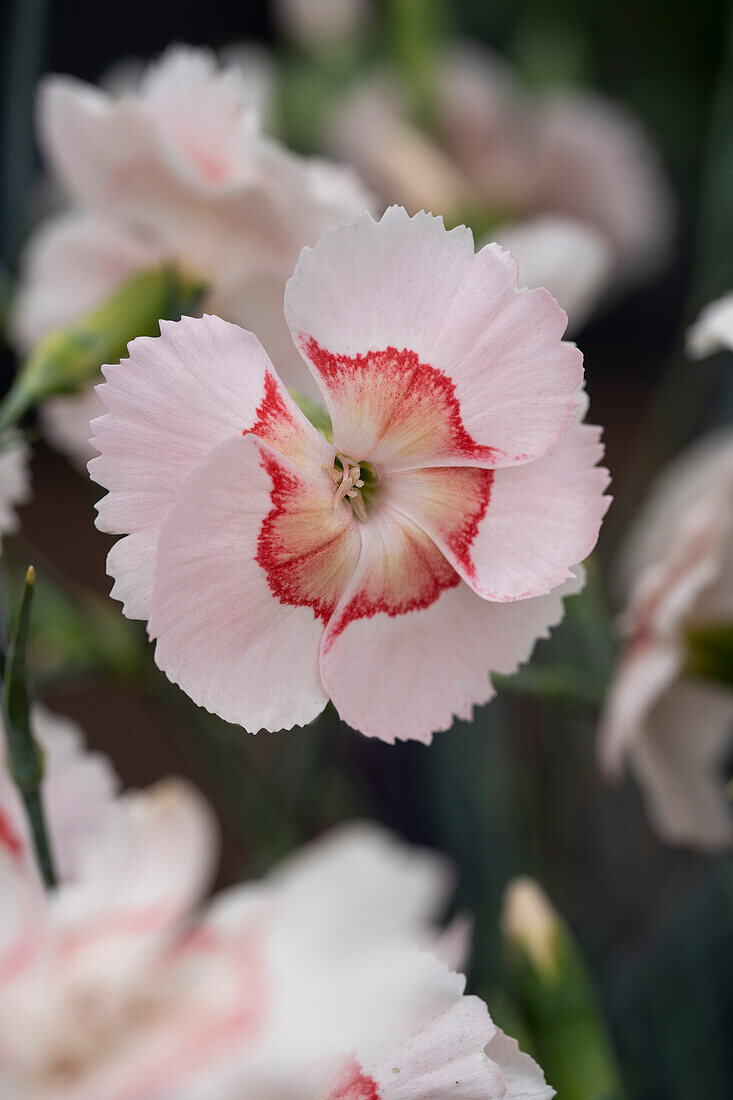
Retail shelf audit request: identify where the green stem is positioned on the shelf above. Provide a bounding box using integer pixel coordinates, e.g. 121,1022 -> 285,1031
20,787 -> 56,887
1,566 -> 56,887
385,0 -> 446,130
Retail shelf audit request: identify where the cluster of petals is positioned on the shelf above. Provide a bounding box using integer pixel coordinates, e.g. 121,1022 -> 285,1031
0,434 -> 31,535
600,429 -> 733,849
0,713 -> 553,1099
12,44 -> 372,466
331,44 -> 672,328
90,205 -> 610,742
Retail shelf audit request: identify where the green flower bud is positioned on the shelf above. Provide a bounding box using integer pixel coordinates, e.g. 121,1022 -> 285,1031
502,877 -> 626,1100
0,264 -> 206,434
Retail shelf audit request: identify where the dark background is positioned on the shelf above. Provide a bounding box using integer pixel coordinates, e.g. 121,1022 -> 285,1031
2,1 -> 733,1097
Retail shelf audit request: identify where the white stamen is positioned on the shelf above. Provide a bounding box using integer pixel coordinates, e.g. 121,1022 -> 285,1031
330,454 -> 368,521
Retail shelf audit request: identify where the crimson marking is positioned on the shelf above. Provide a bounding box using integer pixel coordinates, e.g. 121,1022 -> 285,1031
302,338 -> 497,463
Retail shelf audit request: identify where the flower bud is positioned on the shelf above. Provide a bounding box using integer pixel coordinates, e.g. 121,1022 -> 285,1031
0,265 -> 206,433
502,876 -> 626,1100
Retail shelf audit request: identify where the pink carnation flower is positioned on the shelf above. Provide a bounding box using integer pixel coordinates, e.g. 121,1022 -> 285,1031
600,431 -> 733,849
90,206 -> 609,742
12,45 -> 372,467
0,782 -> 553,1099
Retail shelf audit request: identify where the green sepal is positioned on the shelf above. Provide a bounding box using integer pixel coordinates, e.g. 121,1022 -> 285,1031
503,881 -> 626,1100
686,622 -> 733,689
0,264 -> 207,433
289,388 -> 333,441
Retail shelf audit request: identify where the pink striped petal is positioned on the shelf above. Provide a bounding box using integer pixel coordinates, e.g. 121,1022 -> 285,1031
149,434 -> 360,731
384,417 -> 609,601
321,547 -> 584,743
90,314 -> 330,619
285,206 -> 583,471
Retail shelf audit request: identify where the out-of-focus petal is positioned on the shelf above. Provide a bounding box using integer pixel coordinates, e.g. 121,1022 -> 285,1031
41,388 -> 104,471
537,92 -> 673,280
12,210 -> 165,352
630,680 -> 733,849
493,215 -> 613,333
53,778 -> 217,962
686,291 -> 733,358
0,434 -> 31,535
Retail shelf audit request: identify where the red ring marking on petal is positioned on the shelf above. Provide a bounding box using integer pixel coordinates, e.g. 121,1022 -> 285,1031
250,372 -> 295,440
325,515 -> 461,650
445,468 -> 493,582
302,338 -> 498,464
256,449 -> 356,624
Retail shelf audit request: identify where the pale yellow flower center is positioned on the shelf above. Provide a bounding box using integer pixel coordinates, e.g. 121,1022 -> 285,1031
327,454 -> 368,522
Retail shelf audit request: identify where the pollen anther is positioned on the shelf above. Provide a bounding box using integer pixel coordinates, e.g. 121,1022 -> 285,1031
329,455 -> 368,522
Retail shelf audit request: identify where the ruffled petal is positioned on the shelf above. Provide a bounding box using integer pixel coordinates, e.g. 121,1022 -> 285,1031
285,206 -> 583,471
149,434 -> 360,731
90,313 -> 330,619
384,418 -> 609,601
329,995 -> 505,1099
485,1030 -> 555,1099
493,215 -> 612,334
321,550 -> 584,743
